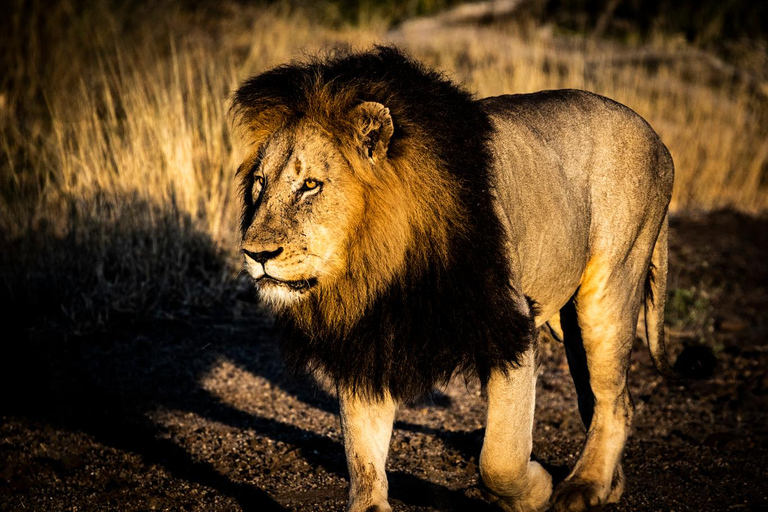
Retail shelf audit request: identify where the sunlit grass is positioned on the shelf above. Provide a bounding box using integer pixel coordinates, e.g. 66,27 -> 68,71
1,1 -> 765,333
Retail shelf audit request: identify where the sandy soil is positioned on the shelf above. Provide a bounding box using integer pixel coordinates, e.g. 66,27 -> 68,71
1,211 -> 767,511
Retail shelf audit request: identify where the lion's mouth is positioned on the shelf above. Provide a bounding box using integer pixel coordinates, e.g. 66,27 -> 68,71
257,275 -> 318,292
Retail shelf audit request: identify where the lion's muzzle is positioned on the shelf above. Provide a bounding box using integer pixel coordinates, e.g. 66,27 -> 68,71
243,247 -> 283,264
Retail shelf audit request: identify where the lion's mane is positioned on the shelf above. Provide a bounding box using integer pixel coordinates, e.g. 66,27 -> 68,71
232,46 -> 534,401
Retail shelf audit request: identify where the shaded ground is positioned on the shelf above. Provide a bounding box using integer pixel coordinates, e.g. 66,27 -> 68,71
1,211 -> 767,511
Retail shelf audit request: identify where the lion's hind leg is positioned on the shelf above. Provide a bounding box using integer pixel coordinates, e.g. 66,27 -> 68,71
552,253 -> 648,512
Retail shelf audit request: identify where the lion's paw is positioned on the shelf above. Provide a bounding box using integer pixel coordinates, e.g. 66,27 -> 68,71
551,479 -> 608,512
482,461 -> 552,512
363,505 -> 392,512
483,492 -> 549,512
348,500 -> 392,512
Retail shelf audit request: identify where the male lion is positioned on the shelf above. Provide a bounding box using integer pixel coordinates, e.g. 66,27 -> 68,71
232,47 -> 674,512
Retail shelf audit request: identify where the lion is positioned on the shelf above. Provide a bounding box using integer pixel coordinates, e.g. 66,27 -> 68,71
231,46 -> 675,512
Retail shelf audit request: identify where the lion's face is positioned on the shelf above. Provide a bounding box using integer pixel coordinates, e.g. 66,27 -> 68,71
234,70 -> 462,333
239,121 -> 366,308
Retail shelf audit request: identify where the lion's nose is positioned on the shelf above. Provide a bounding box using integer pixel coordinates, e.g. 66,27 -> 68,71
243,247 -> 284,264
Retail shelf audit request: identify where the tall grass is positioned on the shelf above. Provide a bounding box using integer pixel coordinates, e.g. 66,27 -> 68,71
402,26 -> 768,211
1,1 -> 766,334
0,3 -> 347,333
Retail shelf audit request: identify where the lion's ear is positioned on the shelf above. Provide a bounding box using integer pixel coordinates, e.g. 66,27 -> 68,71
351,101 -> 394,163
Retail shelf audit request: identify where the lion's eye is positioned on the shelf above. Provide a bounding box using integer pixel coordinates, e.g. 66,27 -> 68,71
252,175 -> 264,197
300,179 -> 322,193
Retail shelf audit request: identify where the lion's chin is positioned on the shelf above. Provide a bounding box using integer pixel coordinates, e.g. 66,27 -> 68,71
255,276 -> 316,308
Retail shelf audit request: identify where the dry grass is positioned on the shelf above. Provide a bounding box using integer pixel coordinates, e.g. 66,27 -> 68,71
1,1 -> 766,333
396,24 -> 768,212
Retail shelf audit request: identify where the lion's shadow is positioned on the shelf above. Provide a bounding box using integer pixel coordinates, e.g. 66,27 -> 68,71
0,200 -> 495,511
2,311 -> 498,510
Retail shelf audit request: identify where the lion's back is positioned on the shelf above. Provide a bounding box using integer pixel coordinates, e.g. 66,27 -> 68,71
482,89 -> 673,195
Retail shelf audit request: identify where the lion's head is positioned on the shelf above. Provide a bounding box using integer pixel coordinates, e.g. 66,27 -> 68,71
233,68 -> 458,333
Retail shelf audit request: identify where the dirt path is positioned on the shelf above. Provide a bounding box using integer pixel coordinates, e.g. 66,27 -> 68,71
1,211 -> 767,511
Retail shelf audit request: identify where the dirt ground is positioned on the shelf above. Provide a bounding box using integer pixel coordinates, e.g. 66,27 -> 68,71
1,211 -> 767,511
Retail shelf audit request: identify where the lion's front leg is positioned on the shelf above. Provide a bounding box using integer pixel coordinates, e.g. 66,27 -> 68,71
339,389 -> 396,512
480,347 -> 552,512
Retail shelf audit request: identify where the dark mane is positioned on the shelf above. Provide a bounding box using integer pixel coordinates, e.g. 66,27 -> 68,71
232,46 -> 534,401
